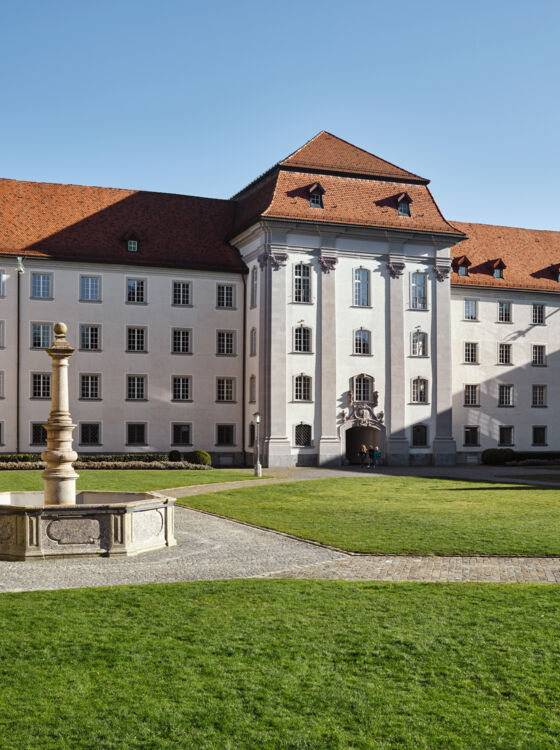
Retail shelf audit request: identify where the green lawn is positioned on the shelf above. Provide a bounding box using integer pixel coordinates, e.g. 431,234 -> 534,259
178,476 -> 560,555
0,469 -> 255,493
0,581 -> 558,749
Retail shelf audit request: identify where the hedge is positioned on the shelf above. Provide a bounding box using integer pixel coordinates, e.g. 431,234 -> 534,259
0,461 -> 211,471
481,448 -> 560,465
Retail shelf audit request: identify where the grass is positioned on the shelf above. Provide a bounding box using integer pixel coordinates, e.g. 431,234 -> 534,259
178,476 -> 560,555
0,469 -> 255,493
0,581 -> 558,749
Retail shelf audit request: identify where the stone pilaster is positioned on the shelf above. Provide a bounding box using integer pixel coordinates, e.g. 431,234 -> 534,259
386,252 -> 409,465
432,264 -> 456,465
317,253 -> 340,465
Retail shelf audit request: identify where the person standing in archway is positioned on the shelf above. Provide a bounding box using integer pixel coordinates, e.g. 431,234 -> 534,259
359,444 -> 367,468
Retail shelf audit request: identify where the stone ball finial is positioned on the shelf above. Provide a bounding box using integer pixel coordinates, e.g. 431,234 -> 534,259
54,322 -> 67,337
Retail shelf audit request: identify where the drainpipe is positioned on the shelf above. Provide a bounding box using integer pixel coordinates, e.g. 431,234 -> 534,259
241,273 -> 247,467
16,256 -> 25,453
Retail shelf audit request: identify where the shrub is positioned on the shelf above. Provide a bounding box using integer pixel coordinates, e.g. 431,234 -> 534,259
0,453 -> 42,463
481,448 -> 516,465
184,449 -> 212,467
0,461 -> 211,471
168,450 -> 182,462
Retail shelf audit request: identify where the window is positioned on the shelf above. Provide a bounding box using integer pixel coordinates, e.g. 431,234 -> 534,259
412,378 -> 428,403
250,266 -> 258,308
0,371 -> 4,398
398,200 -> 411,217
353,268 -> 370,307
31,373 -> 51,398
249,375 -> 256,403
80,374 -> 100,400
250,327 -> 257,356
172,423 -> 192,445
127,278 -> 145,303
80,423 -> 100,446
498,301 -> 512,322
80,325 -> 100,351
31,273 -> 52,299
127,240 -> 138,252
80,276 -> 101,302
532,385 -> 547,407
458,265 -> 468,277
464,299 -> 477,321
217,330 -> 235,356
294,326 -> 311,353
172,328 -> 191,354
354,329 -> 371,355
532,304 -> 545,325
411,331 -> 427,357
410,273 -> 427,310
499,426 -> 514,446
216,424 -> 235,445
31,423 -> 47,445
31,323 -> 52,349
172,281 -> 191,306
294,374 -> 312,401
493,267 -> 503,279
216,377 -> 235,402
532,345 -> 546,366
498,384 -> 513,407
354,374 -> 372,402
498,343 -> 512,365
464,384 -> 479,406
249,423 -> 255,447
127,327 -> 146,352
127,375 -> 146,400
294,265 -> 311,303
295,423 -> 312,446
464,426 -> 479,446
532,426 -> 547,446
217,284 -> 234,308
172,376 -> 191,401
0,422 -> 3,445
309,192 -> 323,208
464,342 -> 478,364
127,423 -> 146,445
0,320 -> 4,347
0,270 -> 5,297
412,425 -> 427,446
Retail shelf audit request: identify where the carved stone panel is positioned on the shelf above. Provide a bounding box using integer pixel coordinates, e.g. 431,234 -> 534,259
46,517 -> 101,545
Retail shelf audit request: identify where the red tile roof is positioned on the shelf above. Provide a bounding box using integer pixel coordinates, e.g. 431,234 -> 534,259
0,179 -> 245,273
451,221 -> 560,293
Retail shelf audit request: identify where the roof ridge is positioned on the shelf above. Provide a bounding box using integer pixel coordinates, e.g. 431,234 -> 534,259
452,219 -> 560,234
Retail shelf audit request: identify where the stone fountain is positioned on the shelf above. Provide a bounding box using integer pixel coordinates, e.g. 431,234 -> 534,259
0,323 -> 176,560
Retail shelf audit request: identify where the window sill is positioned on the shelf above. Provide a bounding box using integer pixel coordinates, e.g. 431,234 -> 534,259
216,353 -> 238,357
351,353 -> 373,357
409,354 -> 429,359
350,305 -> 372,309
498,404 -> 514,408
408,307 -> 429,312
79,443 -> 102,447
532,444 -> 548,447
531,323 -> 546,326
171,351 -> 193,356
79,299 -> 102,303
215,444 -> 237,447
79,348 -> 102,353
171,443 -> 193,447
292,351 -> 313,355
498,444 -> 515,448
30,297 -> 54,301
463,404 -> 480,407
79,398 -> 102,401
290,301 -> 314,306
215,401 -> 237,404
463,318 -> 479,322
291,400 -> 314,404
171,399 -> 193,403
496,321 -> 513,324
171,303 -> 193,308
126,444 -> 147,447
126,399 -> 148,402
126,350 -> 148,354
462,444 -> 480,448
409,402 -> 430,406
216,307 -> 237,311
531,405 -> 547,408
126,301 -> 148,305
462,362 -> 480,365
496,363 -> 514,366
30,397 -> 50,400
531,364 -> 547,368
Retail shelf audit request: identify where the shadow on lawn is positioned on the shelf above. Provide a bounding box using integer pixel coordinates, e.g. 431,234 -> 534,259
440,485 -> 558,492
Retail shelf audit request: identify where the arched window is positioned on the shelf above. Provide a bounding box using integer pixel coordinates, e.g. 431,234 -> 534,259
412,377 -> 428,403
294,374 -> 312,401
249,375 -> 256,403
294,326 -> 311,352
295,423 -> 312,446
250,327 -> 257,356
354,329 -> 371,355
353,268 -> 370,307
294,265 -> 311,303
353,374 -> 373,402
249,422 -> 255,447
250,266 -> 258,308
411,331 -> 428,357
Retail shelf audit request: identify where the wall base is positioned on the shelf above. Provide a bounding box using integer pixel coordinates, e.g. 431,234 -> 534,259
432,438 -> 457,466
387,438 -> 410,466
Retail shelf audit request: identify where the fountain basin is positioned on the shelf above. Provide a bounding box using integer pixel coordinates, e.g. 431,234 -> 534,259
0,491 -> 176,560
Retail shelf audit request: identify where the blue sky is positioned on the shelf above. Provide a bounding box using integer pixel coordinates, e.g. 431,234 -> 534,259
1,0 -> 559,229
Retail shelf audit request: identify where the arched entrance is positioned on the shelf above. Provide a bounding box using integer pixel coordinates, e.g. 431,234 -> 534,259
345,425 -> 383,464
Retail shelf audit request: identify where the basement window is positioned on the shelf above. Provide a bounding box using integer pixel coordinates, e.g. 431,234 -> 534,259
127,240 -> 138,252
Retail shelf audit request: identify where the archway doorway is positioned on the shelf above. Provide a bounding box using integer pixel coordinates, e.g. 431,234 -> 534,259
345,426 -> 382,464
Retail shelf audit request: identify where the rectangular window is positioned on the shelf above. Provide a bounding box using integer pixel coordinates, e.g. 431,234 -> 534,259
532,345 -> 546,366
250,267 -> 258,308
217,284 -> 234,308
80,276 -> 101,302
31,373 -> 51,398
80,374 -> 100,400
464,342 -> 478,364
295,424 -> 312,447
464,426 -> 479,446
353,268 -> 370,307
249,375 -> 256,403
0,421 -> 3,445
80,423 -> 100,446
411,331 -> 427,357
295,375 -> 312,401
498,384 -> 513,407
172,328 -> 191,354
172,423 -> 192,446
412,425 -> 428,446
532,426 -> 547,446
498,301 -> 512,322
294,327 -> 311,353
532,304 -> 545,325
294,265 -> 311,303
127,240 -> 138,253
172,281 -> 191,306
412,378 -> 428,403
216,378 -> 235,402
0,371 -> 4,398
80,325 -> 100,351
31,423 -> 47,445
127,423 -> 146,445
410,272 -> 427,310
31,273 -> 52,299
464,384 -> 479,406
499,426 -> 514,446
127,327 -> 146,352
354,329 -> 371,355
250,328 -> 257,356
127,375 -> 146,400
464,299 -> 477,320
498,343 -> 512,365
532,385 -> 547,407
127,278 -> 145,303
0,320 -> 4,347
172,376 -> 191,401
354,375 -> 371,402
216,330 -> 235,355
31,323 -> 52,349
0,270 -> 5,297
216,424 -> 235,445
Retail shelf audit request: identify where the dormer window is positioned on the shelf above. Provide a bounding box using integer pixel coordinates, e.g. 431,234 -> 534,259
308,182 -> 324,209
397,193 -> 412,217
458,265 -> 468,276
128,240 -> 138,253
493,267 -> 503,279
490,259 -> 506,279
454,255 -> 471,277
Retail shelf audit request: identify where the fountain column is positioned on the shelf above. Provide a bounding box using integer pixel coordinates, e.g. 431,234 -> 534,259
41,322 -> 79,505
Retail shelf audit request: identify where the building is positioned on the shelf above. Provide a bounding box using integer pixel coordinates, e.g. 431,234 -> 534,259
0,132 -> 558,466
